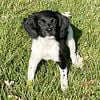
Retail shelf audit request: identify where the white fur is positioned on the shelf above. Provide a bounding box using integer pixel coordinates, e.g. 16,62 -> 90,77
31,36 -> 60,61
28,36 -> 60,80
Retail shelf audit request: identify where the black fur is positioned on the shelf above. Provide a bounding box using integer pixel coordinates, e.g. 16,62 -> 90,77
22,10 -> 69,40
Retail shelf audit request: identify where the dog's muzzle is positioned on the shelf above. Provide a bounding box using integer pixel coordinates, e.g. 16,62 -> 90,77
42,28 -> 55,37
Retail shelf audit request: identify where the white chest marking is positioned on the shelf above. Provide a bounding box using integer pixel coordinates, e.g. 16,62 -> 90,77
31,36 -> 60,62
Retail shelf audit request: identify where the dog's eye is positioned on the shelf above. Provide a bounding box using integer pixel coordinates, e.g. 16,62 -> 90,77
41,19 -> 46,23
50,18 -> 57,24
38,19 -> 46,26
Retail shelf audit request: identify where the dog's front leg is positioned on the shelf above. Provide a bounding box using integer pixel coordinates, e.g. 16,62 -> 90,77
28,55 -> 41,81
58,55 -> 68,92
26,55 -> 41,89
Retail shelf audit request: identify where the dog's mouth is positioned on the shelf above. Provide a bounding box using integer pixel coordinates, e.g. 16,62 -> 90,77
41,30 -> 56,37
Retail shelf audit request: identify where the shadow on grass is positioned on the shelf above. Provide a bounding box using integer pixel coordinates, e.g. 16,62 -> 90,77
71,24 -> 82,51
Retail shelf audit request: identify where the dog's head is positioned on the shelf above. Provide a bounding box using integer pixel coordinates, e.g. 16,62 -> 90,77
22,10 -> 69,39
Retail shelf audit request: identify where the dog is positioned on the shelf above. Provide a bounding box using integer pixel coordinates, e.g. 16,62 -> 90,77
22,10 -> 83,91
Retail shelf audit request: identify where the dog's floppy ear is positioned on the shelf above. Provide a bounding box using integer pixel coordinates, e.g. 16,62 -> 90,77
56,12 -> 69,39
22,13 -> 38,39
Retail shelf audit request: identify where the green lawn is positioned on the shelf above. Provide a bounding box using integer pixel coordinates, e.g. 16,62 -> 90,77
0,0 -> 100,100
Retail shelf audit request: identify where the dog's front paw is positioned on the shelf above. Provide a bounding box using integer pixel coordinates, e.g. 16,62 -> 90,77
26,80 -> 33,90
61,79 -> 68,92
62,12 -> 72,18
72,53 -> 83,68
76,53 -> 83,68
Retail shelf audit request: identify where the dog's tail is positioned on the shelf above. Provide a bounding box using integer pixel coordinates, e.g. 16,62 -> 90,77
62,12 -> 72,18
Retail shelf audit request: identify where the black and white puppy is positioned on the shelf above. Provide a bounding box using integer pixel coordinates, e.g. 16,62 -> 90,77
22,10 -> 83,91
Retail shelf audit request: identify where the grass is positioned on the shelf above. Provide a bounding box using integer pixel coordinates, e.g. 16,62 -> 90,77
0,0 -> 100,99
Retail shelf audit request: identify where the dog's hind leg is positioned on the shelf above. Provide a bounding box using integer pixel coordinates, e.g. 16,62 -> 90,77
67,26 -> 83,68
